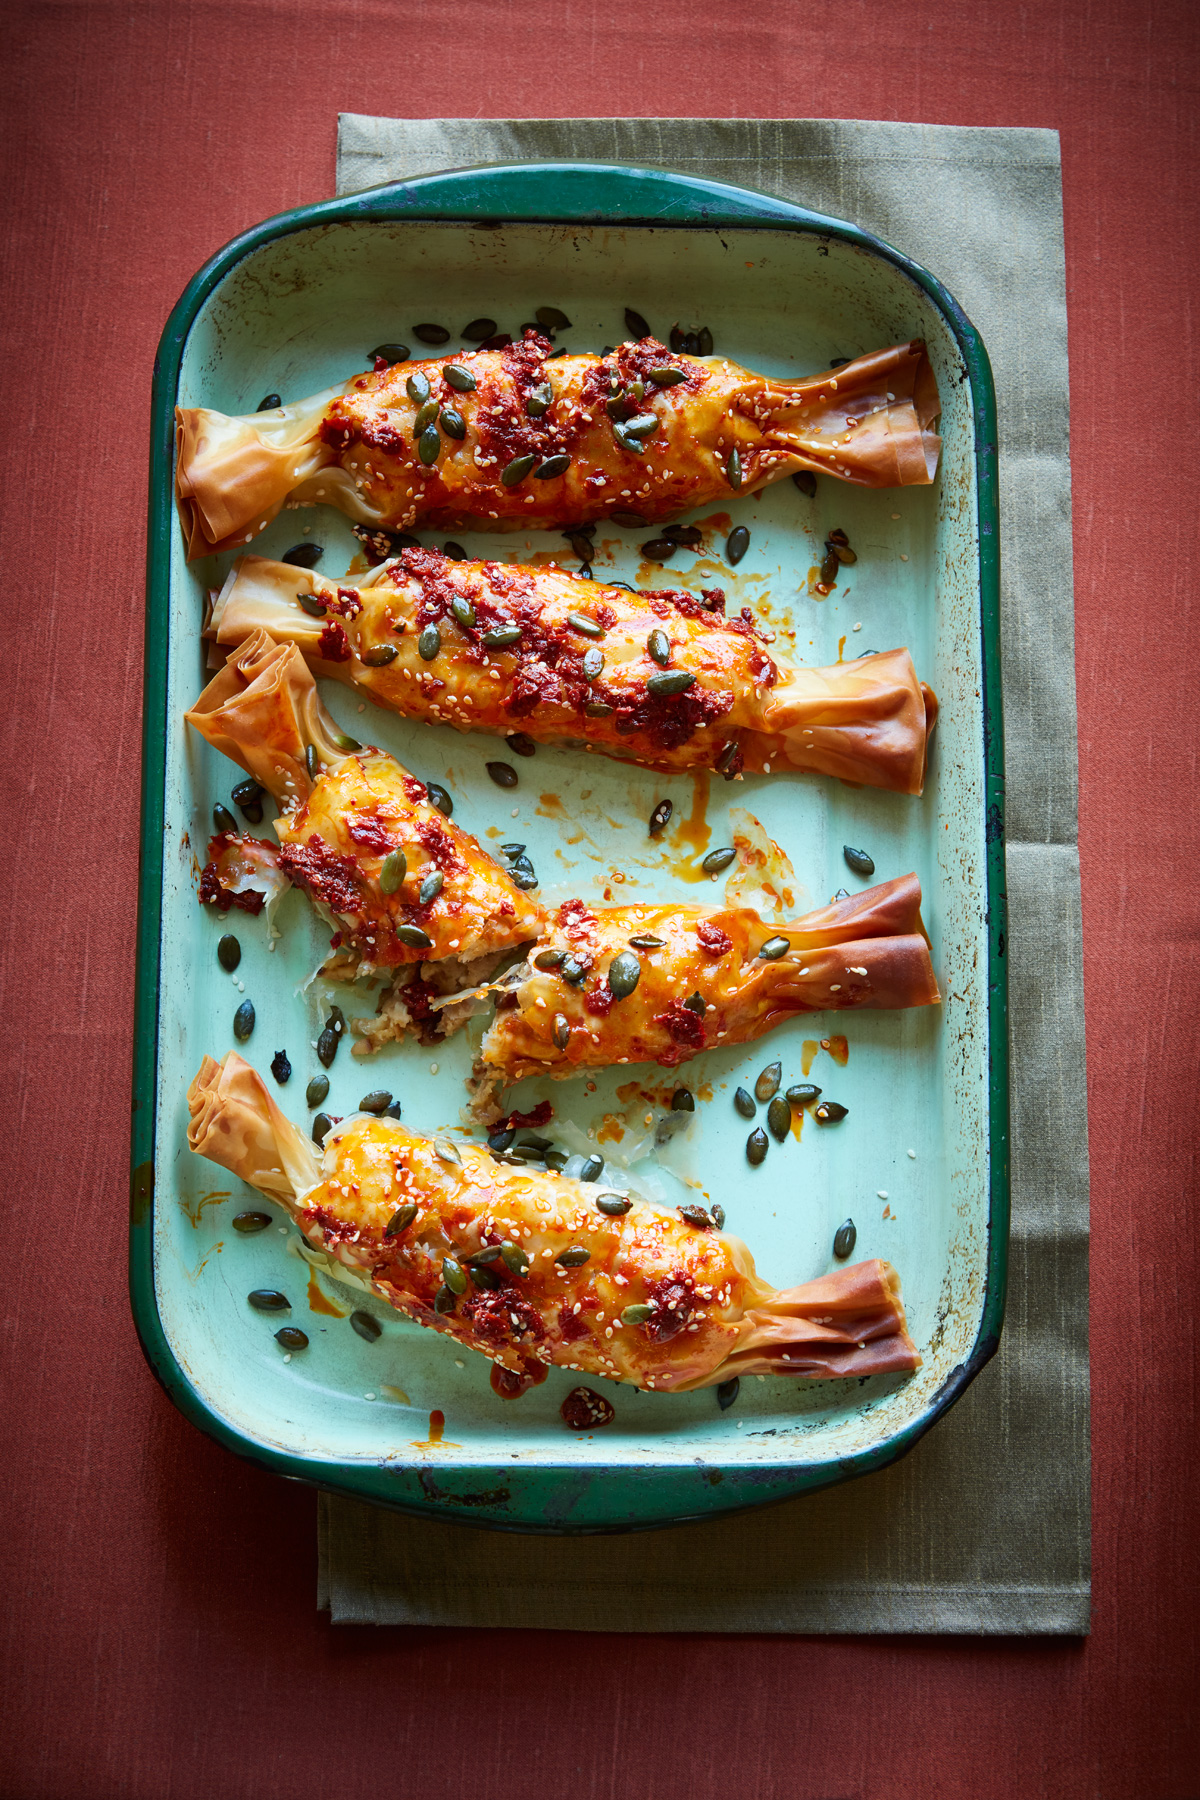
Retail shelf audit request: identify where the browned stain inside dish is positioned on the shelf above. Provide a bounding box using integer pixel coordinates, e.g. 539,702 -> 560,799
180,1188 -> 230,1228
307,1268 -> 347,1316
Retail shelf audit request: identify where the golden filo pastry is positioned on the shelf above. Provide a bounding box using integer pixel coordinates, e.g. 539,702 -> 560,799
175,333 -> 942,556
188,1050 -> 922,1397
210,549 -> 937,792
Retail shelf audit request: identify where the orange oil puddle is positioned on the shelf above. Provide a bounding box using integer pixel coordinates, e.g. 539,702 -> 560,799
344,551 -> 371,577
800,1038 -> 819,1076
597,1113 -> 627,1144
181,1188 -> 230,1228
537,791 -> 595,849
411,1408 -> 461,1449
837,635 -> 847,662
307,1269 -> 348,1317
822,1034 -> 850,1066
789,1108 -> 805,1143
669,772 -> 714,882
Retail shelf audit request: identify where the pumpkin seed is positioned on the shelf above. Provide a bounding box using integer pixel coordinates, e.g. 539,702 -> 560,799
384,1203 -> 418,1238
629,933 -> 665,949
566,532 -> 593,561
417,870 -> 444,906
233,999 -> 255,1041
647,365 -> 685,385
726,526 -> 750,565
833,1219 -> 857,1260
505,732 -> 535,757
716,1376 -> 740,1409
566,611 -> 603,637
275,1327 -> 309,1350
350,1309 -> 383,1340
767,1095 -> 791,1141
579,1154 -> 603,1182
596,1193 -> 632,1216
820,551 -> 839,585
363,643 -> 398,666
248,1289 -> 289,1312
621,412 -> 658,439
427,783 -> 453,816
371,344 -> 410,365
701,846 -> 736,875
443,541 -> 467,560
786,1084 -> 822,1107
607,951 -> 641,1000
304,744 -> 320,781
433,1284 -> 456,1315
312,1113 -> 334,1148
482,623 -> 522,649
217,934 -> 241,972
534,948 -> 563,970
439,407 -> 467,439
622,1302 -> 653,1325
501,454 -> 535,486
758,936 -> 791,961
552,1013 -> 570,1049
487,1127 -> 516,1151
332,730 -> 362,752
746,1128 -> 769,1166
486,761 -> 517,788
518,1132 -> 552,1151
434,1137 -> 461,1166
534,454 -> 571,479
646,670 -> 695,699
647,629 -> 673,667
581,646 -> 605,681
556,1245 -> 591,1267
418,625 -> 440,660
396,924 -> 434,949
679,1204 -> 712,1229
271,1050 -> 291,1084
257,394 -> 281,411
418,425 -> 441,465
297,591 -> 327,617
281,542 -> 323,569
543,1149 -> 569,1170
379,849 -> 407,894
624,307 -> 651,337
560,954 -> 588,985
831,542 -> 857,565
696,327 -> 714,354
441,1257 -> 468,1296
213,802 -> 237,835
755,1061 -> 782,1102
462,318 -> 496,341
611,509 -> 648,527
501,1242 -> 530,1277
648,799 -> 673,837
612,422 -> 645,454
536,305 -> 571,330
711,1204 -> 726,1229
526,382 -> 554,418
406,372 -> 431,404
317,1006 -> 346,1068
815,1101 -> 848,1123
671,1088 -> 695,1112
844,845 -> 875,876
641,538 -> 676,562
358,1090 -> 392,1114
443,364 -> 477,393
413,323 -> 450,345
449,595 -> 476,630
413,397 -> 439,432
734,1087 -> 756,1119
305,1075 -> 329,1108
584,700 -> 611,716
663,524 -> 703,547
469,1262 -> 501,1289
792,469 -> 817,496
232,1210 -> 271,1234
232,777 -> 264,808
726,447 -> 743,489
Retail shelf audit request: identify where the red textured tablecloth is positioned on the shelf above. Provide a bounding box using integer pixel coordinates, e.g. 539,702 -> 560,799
2,4 -> 1196,1795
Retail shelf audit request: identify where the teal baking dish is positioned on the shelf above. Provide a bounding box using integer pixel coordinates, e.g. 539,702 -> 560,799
132,161 -> 1006,1533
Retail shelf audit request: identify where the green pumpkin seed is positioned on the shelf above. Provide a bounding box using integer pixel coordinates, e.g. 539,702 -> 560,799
450,595 -> 475,630
232,777 -> 264,807
671,1088 -> 695,1112
533,948 -> 563,969
465,1243 -> 504,1264
716,1376 -> 739,1410
746,1127 -> 769,1166
363,643 -> 397,666
701,846 -> 736,876
526,382 -> 554,418
312,1113 -> 332,1147
647,629 -> 672,667
257,394 -> 281,411
232,1210 -> 271,1234
332,730 -> 362,752
584,700 -> 612,717
501,1242 -> 530,1277
726,447 -> 743,489
734,1087 -> 756,1119
469,1262 -> 501,1289
501,454 -> 535,487
833,1218 -> 857,1260
482,623 -> 522,649
413,323 -> 450,345
433,1284 -> 456,1315
622,1302 -> 653,1325
711,1204 -> 726,1229
767,1095 -> 791,1141
396,924 -> 434,949
629,933 -> 665,949
418,625 -> 440,660
379,849 -> 407,894
552,1013 -> 570,1049
543,1149 -> 569,1171
577,1155 -> 604,1184
815,1101 -> 848,1123
726,526 -> 750,565
582,646 -> 605,681
462,318 -> 496,341
217,934 -> 241,972
786,1083 -> 822,1107
641,537 -> 676,562
758,936 -> 791,961
621,412 -> 657,439
624,307 -> 651,337
535,305 -> 571,330
820,551 -> 839,585
358,1090 -> 392,1114
612,422 -> 644,454
439,407 -> 467,439
418,870 -> 444,905
755,1061 -> 782,1102
297,591 -> 327,617
486,761 -> 517,788
248,1289 -> 289,1312
560,954 -> 587,985
534,454 -> 571,479
793,469 -> 817,496
647,365 -> 685,385
434,1137 -> 461,1166
350,1309 -> 383,1340
832,542 -> 857,565
714,740 -> 740,776
407,372 -> 431,404
556,1246 -> 591,1267
443,365 -> 477,393
418,425 -> 441,465
607,952 -> 641,1001
566,611 -> 604,637
596,1193 -> 631,1216
844,845 -> 875,876
413,397 -> 440,432
233,999 -> 255,1040
371,344 -> 409,365
275,1327 -> 309,1350
648,799 -> 673,837
679,1204 -> 712,1230
304,744 -> 319,781
506,732 -> 536,758
441,1257 -> 468,1296
385,1202 -> 418,1238
646,670 -> 695,699
213,803 -> 237,835
305,1074 -> 329,1108
426,783 -> 453,816
683,991 -> 706,1015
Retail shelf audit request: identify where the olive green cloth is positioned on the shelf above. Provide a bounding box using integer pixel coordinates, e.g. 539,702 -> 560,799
318,116 -> 1089,1633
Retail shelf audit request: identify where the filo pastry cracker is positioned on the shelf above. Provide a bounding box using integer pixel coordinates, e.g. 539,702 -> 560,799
175,333 -> 942,556
188,1050 -> 921,1397
210,548 -> 937,793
